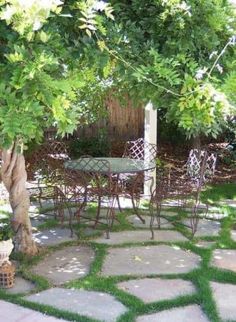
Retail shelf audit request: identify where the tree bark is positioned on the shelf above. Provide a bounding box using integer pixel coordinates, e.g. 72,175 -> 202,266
1,142 -> 38,255
193,135 -> 201,150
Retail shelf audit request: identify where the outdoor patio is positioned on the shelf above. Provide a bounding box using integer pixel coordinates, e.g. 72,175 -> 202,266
0,182 -> 236,322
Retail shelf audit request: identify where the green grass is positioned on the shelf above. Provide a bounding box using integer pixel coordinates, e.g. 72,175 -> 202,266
1,183 -> 236,321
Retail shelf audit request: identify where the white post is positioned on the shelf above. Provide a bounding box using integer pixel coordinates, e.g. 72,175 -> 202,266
144,101 -> 157,196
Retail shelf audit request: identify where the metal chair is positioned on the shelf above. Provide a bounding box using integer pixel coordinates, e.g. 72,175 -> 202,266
26,140 -> 70,203
123,138 -> 157,163
120,138 -> 157,222
150,150 -> 216,239
65,157 -> 121,238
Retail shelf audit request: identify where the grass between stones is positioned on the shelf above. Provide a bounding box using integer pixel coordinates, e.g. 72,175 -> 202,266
0,183 -> 236,322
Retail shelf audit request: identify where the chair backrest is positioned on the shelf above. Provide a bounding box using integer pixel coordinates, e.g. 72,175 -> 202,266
66,157 -> 113,193
186,149 -> 217,183
123,138 -> 157,163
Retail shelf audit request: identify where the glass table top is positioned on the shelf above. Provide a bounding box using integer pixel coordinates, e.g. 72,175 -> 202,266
65,157 -> 156,174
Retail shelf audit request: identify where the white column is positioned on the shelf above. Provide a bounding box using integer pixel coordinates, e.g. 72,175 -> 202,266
144,101 -> 157,196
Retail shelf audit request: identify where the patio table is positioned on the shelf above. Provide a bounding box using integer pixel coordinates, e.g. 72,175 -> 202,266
64,157 -> 156,226
64,157 -> 156,174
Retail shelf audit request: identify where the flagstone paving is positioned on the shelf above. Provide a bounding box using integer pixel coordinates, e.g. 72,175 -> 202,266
117,278 -> 195,303
220,199 -> 236,208
101,245 -> 201,276
25,288 -> 128,322
30,246 -> 94,285
0,300 -> 67,322
1,193 -> 236,321
184,219 -> 221,237
211,281 -> 236,321
128,215 -> 173,228
94,229 -> 187,245
231,229 -> 236,241
33,228 -> 77,246
195,241 -> 216,249
30,213 -> 55,227
201,212 -> 227,220
136,304 -> 210,322
6,277 -> 36,294
211,249 -> 236,273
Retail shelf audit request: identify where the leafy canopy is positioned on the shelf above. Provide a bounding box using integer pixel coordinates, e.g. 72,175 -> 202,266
101,0 -> 236,139
0,0 -> 113,149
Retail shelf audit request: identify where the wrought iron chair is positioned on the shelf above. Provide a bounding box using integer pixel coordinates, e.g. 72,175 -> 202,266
65,157 -> 121,238
26,140 -> 70,202
120,138 -> 157,222
150,149 -> 216,239
26,141 -> 72,230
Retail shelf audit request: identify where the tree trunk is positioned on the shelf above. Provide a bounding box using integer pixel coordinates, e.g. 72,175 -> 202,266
193,135 -> 201,150
1,142 -> 38,255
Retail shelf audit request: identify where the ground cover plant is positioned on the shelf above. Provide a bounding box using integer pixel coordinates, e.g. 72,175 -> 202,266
0,182 -> 235,321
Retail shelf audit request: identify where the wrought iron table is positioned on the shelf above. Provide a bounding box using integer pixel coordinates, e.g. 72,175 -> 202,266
65,157 -> 156,225
65,157 -> 156,174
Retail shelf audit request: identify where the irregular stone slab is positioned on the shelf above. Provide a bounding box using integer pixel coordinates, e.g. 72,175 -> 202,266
6,277 -> 36,294
128,215 -> 173,228
117,278 -> 195,303
184,219 -> 221,237
0,213 -> 9,220
220,199 -> 236,208
0,204 -> 12,213
195,241 -> 216,249
136,304 -> 210,322
30,213 -> 55,228
211,249 -> 236,273
202,212 -> 227,220
101,245 -> 201,276
211,281 -> 236,321
0,300 -> 67,322
231,230 -> 236,241
25,287 -> 127,322
31,246 -> 94,285
95,230 -> 187,245
33,228 -> 77,246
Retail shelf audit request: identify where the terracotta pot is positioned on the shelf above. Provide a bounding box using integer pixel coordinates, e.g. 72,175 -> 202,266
0,239 -> 14,266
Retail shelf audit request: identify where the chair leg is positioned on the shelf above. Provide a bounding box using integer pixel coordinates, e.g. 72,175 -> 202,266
67,204 -> 74,238
150,201 -> 155,240
150,200 -> 162,240
156,204 -> 161,228
131,193 -> 145,224
190,204 -> 199,236
106,196 -> 116,239
116,195 -> 122,212
94,195 -> 102,228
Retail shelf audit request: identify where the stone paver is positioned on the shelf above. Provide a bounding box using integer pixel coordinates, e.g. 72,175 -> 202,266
195,241 -> 216,249
117,278 -> 195,303
0,300 -> 67,322
101,245 -> 201,276
33,228 -> 77,246
211,249 -> 236,273
30,246 -> 94,285
211,281 -> 236,321
6,277 -> 36,294
184,219 -> 221,237
30,213 -> 54,227
25,287 -> 127,322
95,230 -> 187,245
202,212 -> 227,220
231,230 -> 236,241
136,304 -> 210,322
0,204 -> 12,213
128,215 -> 173,228
220,199 -> 236,208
